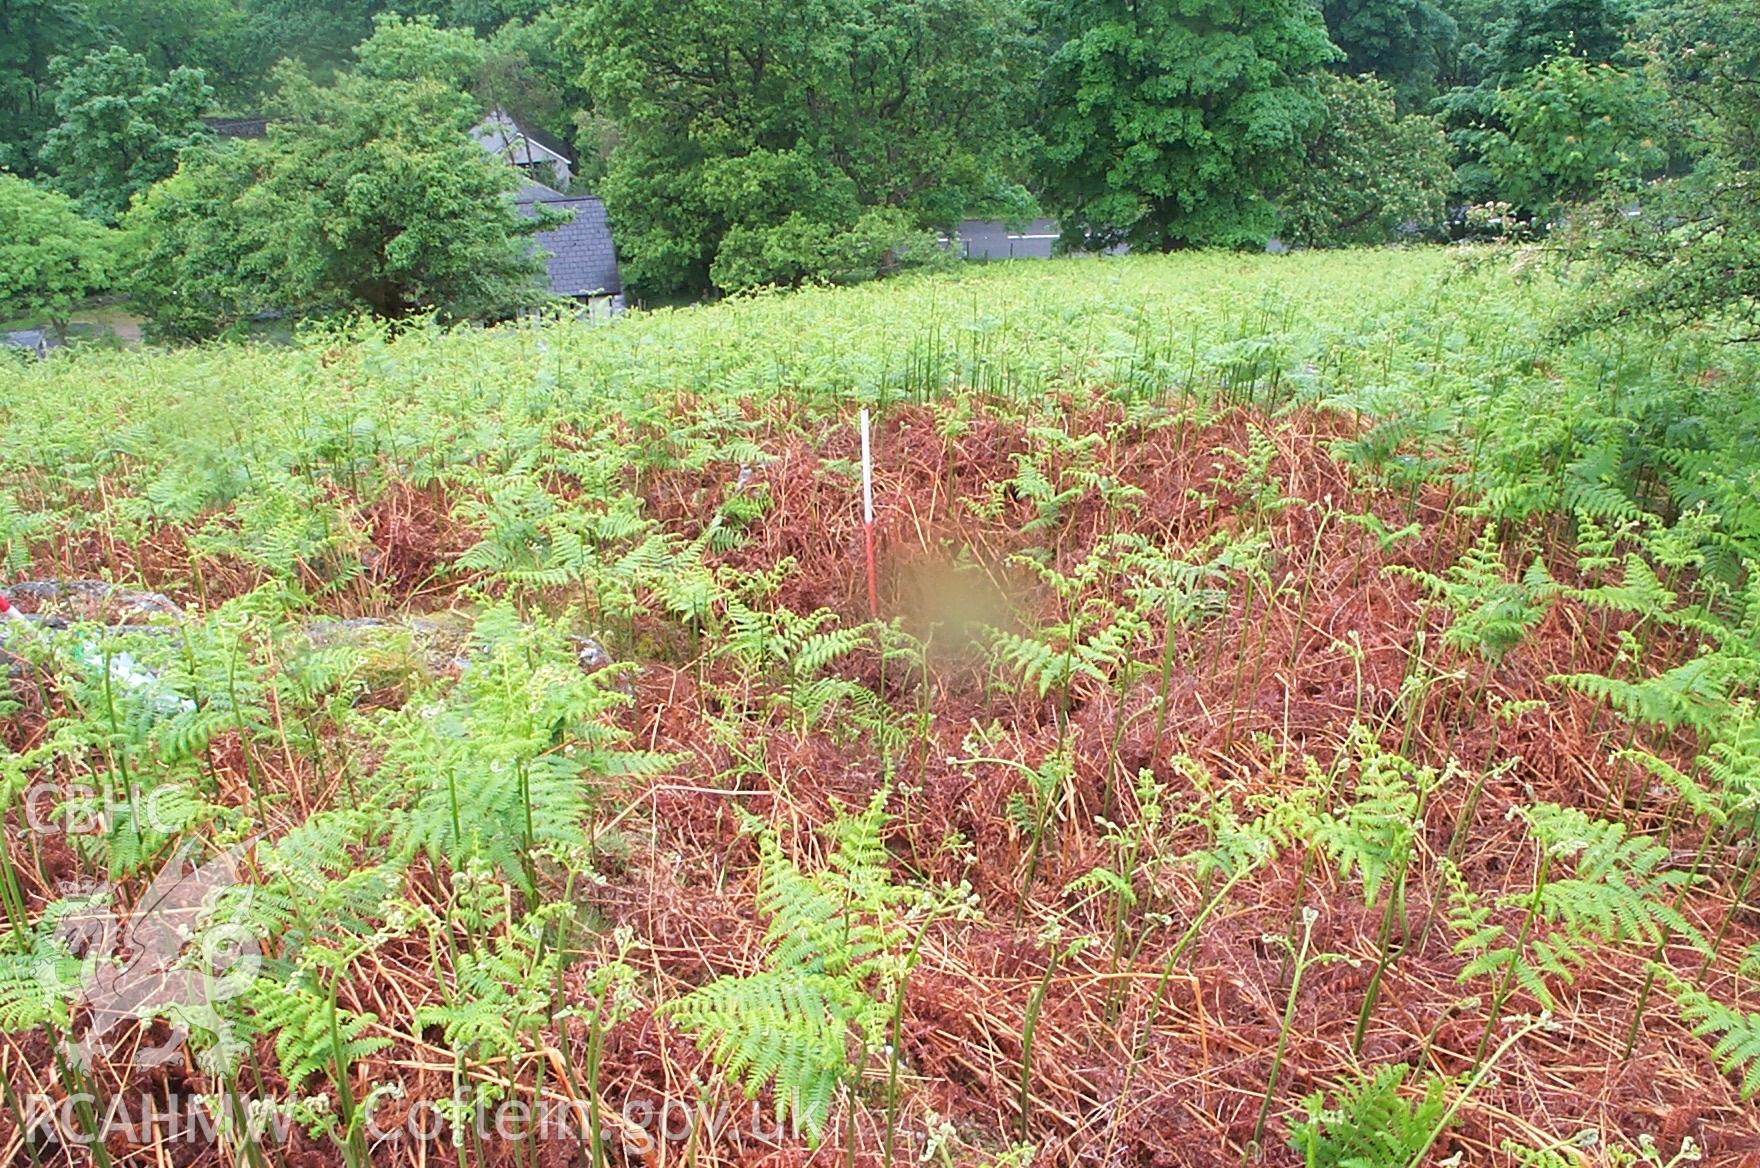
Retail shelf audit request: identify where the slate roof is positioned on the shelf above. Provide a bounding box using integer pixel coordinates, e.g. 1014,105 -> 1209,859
951,219 -> 1132,259
3,329 -> 58,357
514,183 -> 622,298
515,179 -> 565,204
474,109 -> 573,171
954,218 -> 1061,260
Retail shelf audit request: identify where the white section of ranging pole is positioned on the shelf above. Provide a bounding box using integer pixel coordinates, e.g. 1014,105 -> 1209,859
860,408 -> 875,525
859,408 -> 879,618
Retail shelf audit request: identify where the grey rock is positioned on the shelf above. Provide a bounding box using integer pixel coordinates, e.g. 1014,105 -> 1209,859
574,635 -> 632,697
292,616 -> 627,687
3,580 -> 182,623
574,636 -> 613,672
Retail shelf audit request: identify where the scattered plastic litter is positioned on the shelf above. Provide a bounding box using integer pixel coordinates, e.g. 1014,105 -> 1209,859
2,581 -> 188,712
65,639 -> 196,717
5,580 -> 631,707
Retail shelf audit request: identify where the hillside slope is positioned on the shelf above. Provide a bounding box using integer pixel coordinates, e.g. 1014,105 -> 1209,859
3,250 -> 1758,1167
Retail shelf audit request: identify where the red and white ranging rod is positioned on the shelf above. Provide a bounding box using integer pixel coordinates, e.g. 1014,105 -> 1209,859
860,408 -> 879,619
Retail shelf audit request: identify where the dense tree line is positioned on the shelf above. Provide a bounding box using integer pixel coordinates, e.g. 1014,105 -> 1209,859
569,0 -> 1037,293
0,0 -> 1753,332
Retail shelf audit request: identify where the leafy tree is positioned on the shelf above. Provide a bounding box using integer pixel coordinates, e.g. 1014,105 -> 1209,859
0,0 -> 98,173
1278,73 -> 1453,246
84,0 -> 262,103
571,0 -> 1035,296
0,174 -> 114,339
383,0 -> 548,36
122,143 -> 273,340
354,12 -> 489,92
1321,0 -> 1458,111
257,69 -> 555,318
709,206 -> 949,293
240,0 -> 392,80
1035,0 -> 1338,253
1433,0 -> 1498,85
1437,0 -> 1639,202
39,47 -> 213,223
1565,0 -> 1760,337
355,10 -> 583,153
1484,55 -> 1667,216
1472,0 -> 1633,77
124,67 -> 556,336
479,12 -> 596,154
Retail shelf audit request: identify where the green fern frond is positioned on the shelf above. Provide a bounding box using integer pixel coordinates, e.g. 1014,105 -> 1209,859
663,791 -> 917,1144
1569,555 -> 1679,623
988,628 -> 1077,699
1521,804 -> 1707,953
1391,526 -> 1554,662
1659,968 -> 1760,1099
418,905 -> 567,1061
1551,655 -> 1739,734
0,924 -> 82,1030
1613,750 -> 1722,823
250,975 -> 390,1088
385,603 -> 649,888
1499,1138 -> 1581,1168
1311,731 -> 1431,905
793,626 -> 868,679
1288,1063 -> 1452,1168
665,969 -> 856,1137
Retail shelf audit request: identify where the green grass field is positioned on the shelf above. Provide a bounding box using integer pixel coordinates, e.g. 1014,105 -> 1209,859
3,248 -> 1759,1167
